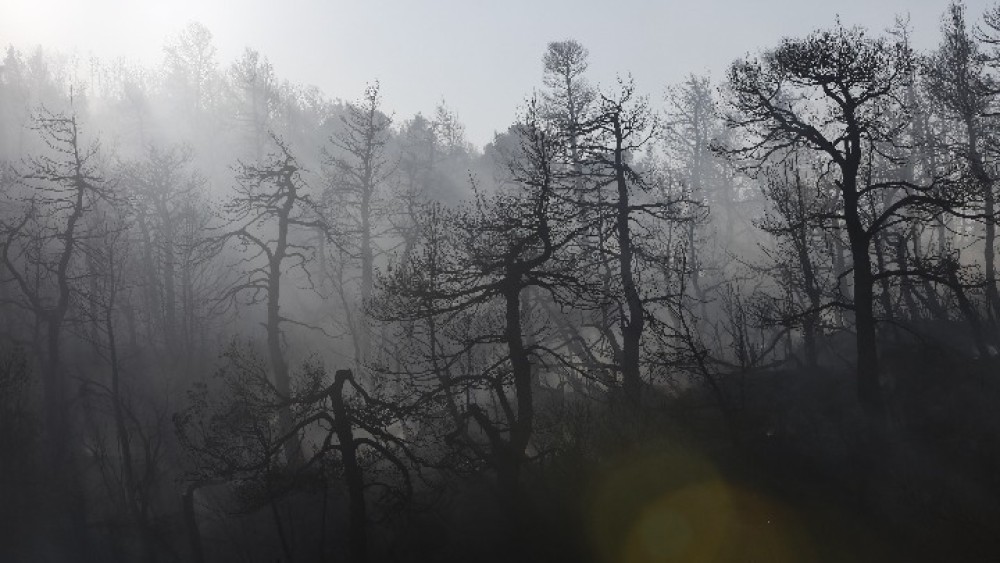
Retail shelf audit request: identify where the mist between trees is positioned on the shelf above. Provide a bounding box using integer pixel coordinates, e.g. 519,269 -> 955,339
3,3 -> 1000,562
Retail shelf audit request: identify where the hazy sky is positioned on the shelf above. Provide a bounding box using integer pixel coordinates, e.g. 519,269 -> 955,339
2,0 -> 995,147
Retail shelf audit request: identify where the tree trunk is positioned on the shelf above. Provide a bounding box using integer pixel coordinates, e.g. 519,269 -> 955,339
504,281 -> 533,486
182,485 -> 206,563
158,203 -> 179,355
270,178 -> 303,465
331,370 -> 368,563
844,189 -> 885,420
613,117 -> 644,405
966,121 -> 1000,320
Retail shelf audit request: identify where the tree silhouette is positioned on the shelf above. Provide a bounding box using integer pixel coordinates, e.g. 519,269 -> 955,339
211,135 -> 327,464
721,25 -> 958,419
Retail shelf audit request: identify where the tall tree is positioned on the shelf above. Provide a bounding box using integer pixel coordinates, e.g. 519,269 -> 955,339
722,25 -> 954,419
662,74 -> 734,308
163,22 -> 218,117
324,83 -> 394,365
229,49 -> 278,160
0,108 -> 110,560
576,79 -> 659,405
927,1 -> 1000,318
1,109 -> 109,461
122,144 -> 203,356
755,155 -> 837,367
375,104 -> 581,506
213,136 -> 326,463
325,83 -> 393,306
542,39 -> 594,167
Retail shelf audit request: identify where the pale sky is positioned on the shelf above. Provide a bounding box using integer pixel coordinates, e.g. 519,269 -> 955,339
2,0 -> 995,147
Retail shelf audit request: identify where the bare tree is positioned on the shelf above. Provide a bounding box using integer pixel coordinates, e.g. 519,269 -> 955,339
324,83 -> 393,363
79,203 -> 173,563
163,22 -> 218,117
721,25 -> 950,419
374,104 -> 582,506
229,49 -> 278,160
926,1 -> 1000,319
755,155 -> 838,367
0,108 -> 109,462
662,74 -> 735,304
0,107 -> 114,561
176,344 -> 414,563
542,39 -> 594,167
212,135 -> 326,464
575,79 -> 663,404
122,144 -> 205,357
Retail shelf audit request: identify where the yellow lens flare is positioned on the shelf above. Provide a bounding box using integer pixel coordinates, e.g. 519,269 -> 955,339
587,452 -> 813,563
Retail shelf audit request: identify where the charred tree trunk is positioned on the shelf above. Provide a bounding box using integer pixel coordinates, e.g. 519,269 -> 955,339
503,277 -> 533,496
268,200 -> 302,465
331,370 -> 368,563
843,175 -> 885,421
612,116 -> 645,406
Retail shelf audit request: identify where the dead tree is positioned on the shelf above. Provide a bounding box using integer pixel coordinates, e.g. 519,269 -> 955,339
211,135 -> 326,464
121,143 -> 204,357
373,105 -> 583,505
79,205 -> 172,563
175,345 -> 413,563
755,155 -> 838,367
574,79 -> 667,405
324,82 -> 393,307
0,108 -> 108,464
720,25 -> 957,420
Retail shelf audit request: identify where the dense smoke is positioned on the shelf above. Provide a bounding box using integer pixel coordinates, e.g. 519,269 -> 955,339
2,4 -> 1000,562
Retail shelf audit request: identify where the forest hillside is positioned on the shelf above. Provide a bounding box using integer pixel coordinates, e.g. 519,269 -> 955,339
2,3 -> 1000,561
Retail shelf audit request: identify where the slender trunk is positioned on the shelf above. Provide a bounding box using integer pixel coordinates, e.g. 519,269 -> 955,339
331,370 -> 367,563
47,177 -> 85,462
43,320 -> 68,465
136,212 -> 162,346
843,179 -> 885,420
854,265 -> 882,418
613,118 -> 644,405
966,120 -> 1000,319
825,221 -> 851,328
181,258 -> 194,358
360,194 -> 373,305
158,204 -> 178,355
985,189 -> 998,319
802,316 -> 819,368
428,313 -> 463,433
267,258 -> 299,464
503,280 -> 533,485
50,128 -> 92,562
270,180 -> 302,465
182,486 -> 206,563
898,233 -> 921,320
947,266 -> 991,359
108,314 -> 132,489
358,189 -> 373,362
486,279 -> 537,556
873,231 -> 894,323
107,309 -> 157,563
795,221 -> 821,368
